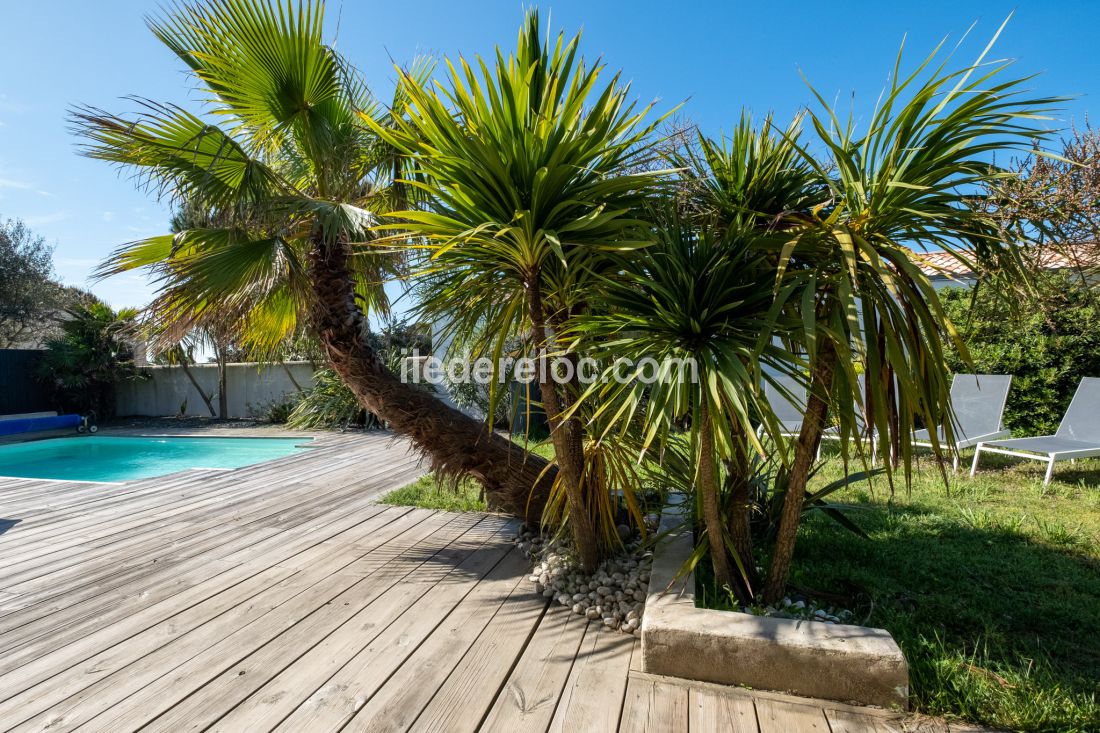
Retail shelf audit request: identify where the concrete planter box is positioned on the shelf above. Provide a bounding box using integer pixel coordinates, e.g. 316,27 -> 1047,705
640,498 -> 909,709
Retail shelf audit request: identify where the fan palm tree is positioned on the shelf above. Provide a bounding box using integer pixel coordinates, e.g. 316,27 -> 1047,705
148,325 -> 217,417
73,0 -> 554,520
367,11 -> 670,570
39,303 -> 142,418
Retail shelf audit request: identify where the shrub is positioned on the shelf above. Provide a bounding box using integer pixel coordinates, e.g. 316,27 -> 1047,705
286,368 -> 376,430
942,273 -> 1100,435
262,398 -> 296,424
38,303 -> 142,418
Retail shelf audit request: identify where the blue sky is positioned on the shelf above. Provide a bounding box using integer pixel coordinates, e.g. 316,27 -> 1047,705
1,0 -> 1097,311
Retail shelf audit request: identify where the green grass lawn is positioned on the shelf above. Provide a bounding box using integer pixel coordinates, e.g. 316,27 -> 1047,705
380,474 -> 489,512
381,438 -> 553,513
790,450 -> 1100,731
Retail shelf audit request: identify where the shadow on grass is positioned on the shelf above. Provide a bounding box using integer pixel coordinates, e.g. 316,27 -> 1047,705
793,499 -> 1099,732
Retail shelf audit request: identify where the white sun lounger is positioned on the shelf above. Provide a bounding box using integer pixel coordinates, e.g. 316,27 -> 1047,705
970,377 -> 1100,485
914,374 -> 1013,471
763,374 -> 806,438
764,373 -> 880,462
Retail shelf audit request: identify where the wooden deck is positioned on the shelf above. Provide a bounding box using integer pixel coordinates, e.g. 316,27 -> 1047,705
0,429 -> 940,732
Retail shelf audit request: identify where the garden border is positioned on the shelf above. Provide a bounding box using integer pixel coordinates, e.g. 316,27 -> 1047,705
639,497 -> 909,709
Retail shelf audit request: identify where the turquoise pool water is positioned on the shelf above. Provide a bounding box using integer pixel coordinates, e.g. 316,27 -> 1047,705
0,436 -> 310,482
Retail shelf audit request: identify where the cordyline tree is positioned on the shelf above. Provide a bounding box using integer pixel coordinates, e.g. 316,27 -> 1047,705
572,26 -> 1060,602
73,0 -> 554,520
367,12 -> 671,571
756,29 -> 1058,602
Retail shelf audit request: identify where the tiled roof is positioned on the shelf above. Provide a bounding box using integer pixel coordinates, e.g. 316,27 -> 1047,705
908,247 -> 1088,280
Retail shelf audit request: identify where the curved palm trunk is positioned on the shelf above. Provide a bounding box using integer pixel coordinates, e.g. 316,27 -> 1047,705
216,343 -> 228,420
763,340 -> 837,604
528,280 -> 600,572
308,236 -> 553,523
180,360 -> 217,417
281,362 -> 304,392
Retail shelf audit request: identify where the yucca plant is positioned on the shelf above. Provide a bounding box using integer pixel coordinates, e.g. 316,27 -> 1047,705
576,26 -> 1060,603
367,11 -> 671,570
72,0 -> 555,520
679,112 -> 825,233
567,210 -> 804,597
752,24 -> 1063,602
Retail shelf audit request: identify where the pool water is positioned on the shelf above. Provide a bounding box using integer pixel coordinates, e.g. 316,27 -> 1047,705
0,436 -> 310,482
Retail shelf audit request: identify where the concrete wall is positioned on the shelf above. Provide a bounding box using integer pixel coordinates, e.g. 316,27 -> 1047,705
116,361 -> 316,419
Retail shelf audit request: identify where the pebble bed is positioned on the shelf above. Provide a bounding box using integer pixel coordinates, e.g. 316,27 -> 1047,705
515,517 -> 855,632
514,517 -> 658,635
740,597 -> 855,625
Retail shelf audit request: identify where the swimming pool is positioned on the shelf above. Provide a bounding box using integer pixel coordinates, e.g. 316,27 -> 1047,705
0,435 -> 311,482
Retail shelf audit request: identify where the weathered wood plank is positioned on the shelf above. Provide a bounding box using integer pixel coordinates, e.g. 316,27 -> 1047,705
0,486 -> 387,654
826,708 -> 908,732
95,516 -> 511,732
688,687 -> 759,733
215,546 -> 530,732
618,675 -> 689,732
0,455 -> 419,621
268,520 -> 523,733
348,552 -> 535,732
0,508 -> 432,731
0,435 -> 392,549
0,502 -> 422,691
548,623 -> 636,733
0,449 -> 416,580
755,697 -> 830,733
477,605 -> 590,732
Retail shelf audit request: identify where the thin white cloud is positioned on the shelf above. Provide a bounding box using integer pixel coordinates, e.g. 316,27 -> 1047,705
103,211 -> 115,222
24,211 -> 70,226
56,257 -> 101,268
0,178 -> 52,198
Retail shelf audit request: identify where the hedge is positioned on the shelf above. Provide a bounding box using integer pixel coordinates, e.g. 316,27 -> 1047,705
941,272 -> 1100,436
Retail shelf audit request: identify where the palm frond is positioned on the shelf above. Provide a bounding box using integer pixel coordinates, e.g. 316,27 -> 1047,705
72,101 -> 287,212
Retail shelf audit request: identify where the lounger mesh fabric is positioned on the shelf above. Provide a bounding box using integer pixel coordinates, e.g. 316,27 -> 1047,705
764,375 -> 806,434
982,437 -> 1099,454
972,377 -> 1100,485
1055,377 -> 1100,441
913,374 -> 1012,445
980,377 -> 1100,454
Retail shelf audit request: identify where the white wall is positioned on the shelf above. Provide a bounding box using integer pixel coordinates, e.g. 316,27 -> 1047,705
116,361 -> 316,419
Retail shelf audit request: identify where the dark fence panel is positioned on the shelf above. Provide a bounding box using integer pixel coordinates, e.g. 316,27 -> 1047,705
0,350 -> 53,415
